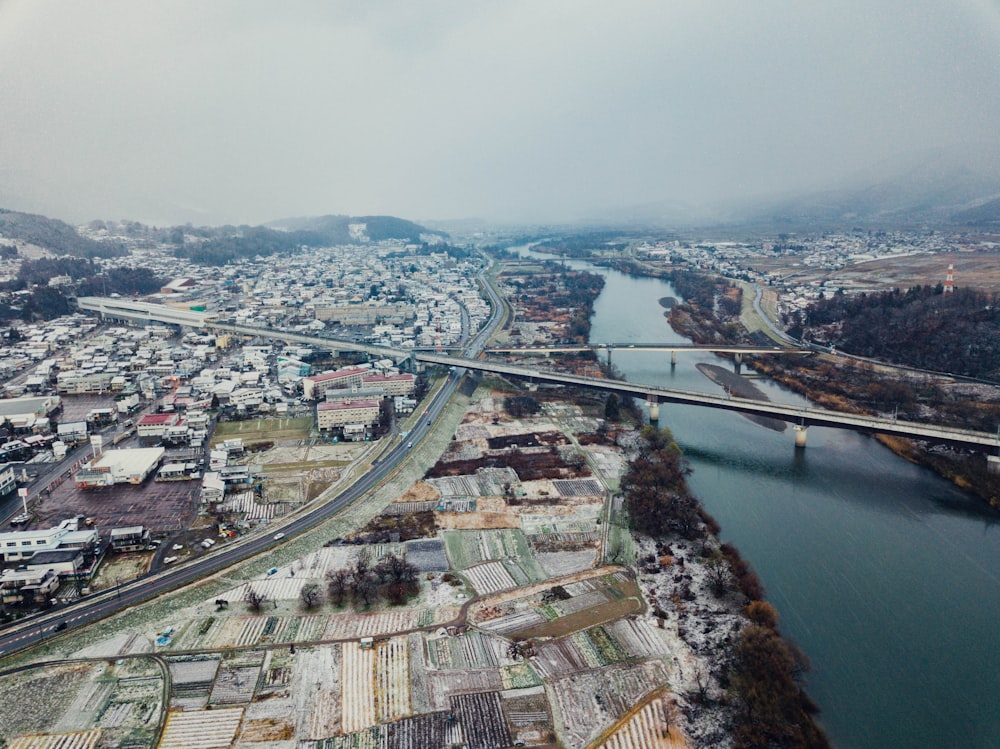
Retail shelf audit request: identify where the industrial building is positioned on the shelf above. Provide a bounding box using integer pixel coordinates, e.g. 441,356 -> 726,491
75,447 -> 165,488
0,517 -> 99,563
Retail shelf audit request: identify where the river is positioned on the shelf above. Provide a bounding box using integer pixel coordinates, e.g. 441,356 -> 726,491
515,247 -> 1000,749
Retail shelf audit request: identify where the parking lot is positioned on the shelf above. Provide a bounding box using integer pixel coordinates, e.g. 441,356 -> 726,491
32,472 -> 200,533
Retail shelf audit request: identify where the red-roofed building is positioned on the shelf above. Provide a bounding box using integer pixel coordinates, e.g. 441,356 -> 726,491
137,412 -> 181,442
302,367 -> 369,400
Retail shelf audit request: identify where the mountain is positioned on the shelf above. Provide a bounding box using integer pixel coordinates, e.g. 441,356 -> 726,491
951,196 -> 1000,226
266,214 -> 447,243
0,208 -> 126,258
728,146 -> 1000,229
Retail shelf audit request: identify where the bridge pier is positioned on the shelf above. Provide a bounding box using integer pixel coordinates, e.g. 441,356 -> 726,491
793,425 -> 808,448
734,352 -> 743,374
988,456 -> 1000,475
670,350 -> 677,367
647,396 -> 660,422
606,347 -> 612,367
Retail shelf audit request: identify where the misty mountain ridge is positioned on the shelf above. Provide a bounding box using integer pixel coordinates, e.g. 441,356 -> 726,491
599,144 -> 1000,230
726,144 -> 1000,228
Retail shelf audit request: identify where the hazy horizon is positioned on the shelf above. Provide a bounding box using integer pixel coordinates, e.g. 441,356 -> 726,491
2,1 -> 999,227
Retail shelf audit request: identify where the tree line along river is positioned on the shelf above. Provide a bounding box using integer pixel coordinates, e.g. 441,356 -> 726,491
514,245 -> 1000,749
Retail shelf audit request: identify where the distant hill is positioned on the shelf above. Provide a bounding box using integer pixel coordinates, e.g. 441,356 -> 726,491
951,196 -> 1000,226
267,214 -> 447,243
0,208 -> 125,258
739,167 -> 1000,229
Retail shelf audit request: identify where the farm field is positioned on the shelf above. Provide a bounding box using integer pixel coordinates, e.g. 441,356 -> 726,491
2,388 -> 748,749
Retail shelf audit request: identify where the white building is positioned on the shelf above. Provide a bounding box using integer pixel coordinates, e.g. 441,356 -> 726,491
0,517 -> 99,563
75,447 -> 165,488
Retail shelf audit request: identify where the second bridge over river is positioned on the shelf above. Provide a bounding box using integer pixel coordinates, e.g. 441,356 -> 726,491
417,353 -> 1000,452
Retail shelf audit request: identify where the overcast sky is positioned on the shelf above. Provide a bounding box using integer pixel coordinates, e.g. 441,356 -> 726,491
1,0 -> 999,226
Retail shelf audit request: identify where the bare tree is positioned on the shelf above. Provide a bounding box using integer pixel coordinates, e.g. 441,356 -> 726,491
244,586 -> 267,612
326,568 -> 351,607
300,582 -> 321,609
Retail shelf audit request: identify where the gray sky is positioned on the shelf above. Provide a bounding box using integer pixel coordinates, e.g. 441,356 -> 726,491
1,0 -> 999,226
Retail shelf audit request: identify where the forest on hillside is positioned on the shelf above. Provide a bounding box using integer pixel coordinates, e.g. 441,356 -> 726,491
0,209 -> 126,258
792,285 -> 1000,380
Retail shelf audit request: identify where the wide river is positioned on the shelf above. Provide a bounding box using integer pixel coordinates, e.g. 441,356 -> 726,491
515,247 -> 1000,749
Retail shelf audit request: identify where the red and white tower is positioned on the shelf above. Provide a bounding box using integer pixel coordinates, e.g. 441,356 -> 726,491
943,262 -> 955,294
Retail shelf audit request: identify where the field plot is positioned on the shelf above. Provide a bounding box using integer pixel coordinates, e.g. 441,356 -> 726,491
535,549 -> 597,577
442,529 -> 546,582
235,576 -> 308,602
548,661 -> 671,749
210,663 -> 262,706
215,490 -> 276,521
504,690 -> 555,747
309,712 -> 451,749
376,637 -> 411,723
427,466 -> 520,497
463,561 -> 517,594
293,646 -> 341,741
500,662 -> 542,690
294,545 -> 357,579
159,707 -> 244,749
596,693 -> 687,749
8,730 -> 101,749
341,641 -> 377,733
170,615 -> 221,651
606,618 -> 676,659
212,416 -> 312,446
450,691 -> 512,749
169,657 -> 219,709
0,663 -> 97,740
403,538 -> 448,571
426,631 -> 505,670
552,478 -> 603,496
323,609 -> 421,639
427,669 -> 503,710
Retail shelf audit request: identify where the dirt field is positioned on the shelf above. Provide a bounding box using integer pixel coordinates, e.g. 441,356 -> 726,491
747,249 -> 1000,292
211,416 -> 313,446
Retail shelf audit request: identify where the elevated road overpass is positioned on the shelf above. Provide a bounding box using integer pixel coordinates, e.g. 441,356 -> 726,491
76,297 -> 999,452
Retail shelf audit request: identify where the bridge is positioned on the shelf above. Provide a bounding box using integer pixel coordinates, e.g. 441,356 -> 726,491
485,342 -> 810,367
77,297 -> 1000,452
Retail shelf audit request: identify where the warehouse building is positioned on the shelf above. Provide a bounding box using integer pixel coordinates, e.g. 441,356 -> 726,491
75,447 -> 165,488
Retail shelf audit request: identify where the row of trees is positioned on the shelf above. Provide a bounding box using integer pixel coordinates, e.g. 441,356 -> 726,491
326,550 -> 419,607
243,551 -> 421,613
620,425 -> 701,539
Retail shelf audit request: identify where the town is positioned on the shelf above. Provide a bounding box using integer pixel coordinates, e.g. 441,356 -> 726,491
0,222 -> 996,749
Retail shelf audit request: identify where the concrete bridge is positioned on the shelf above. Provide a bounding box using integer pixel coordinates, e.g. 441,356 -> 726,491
76,297 -> 999,452
485,342 -> 810,368
415,353 -> 1000,450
